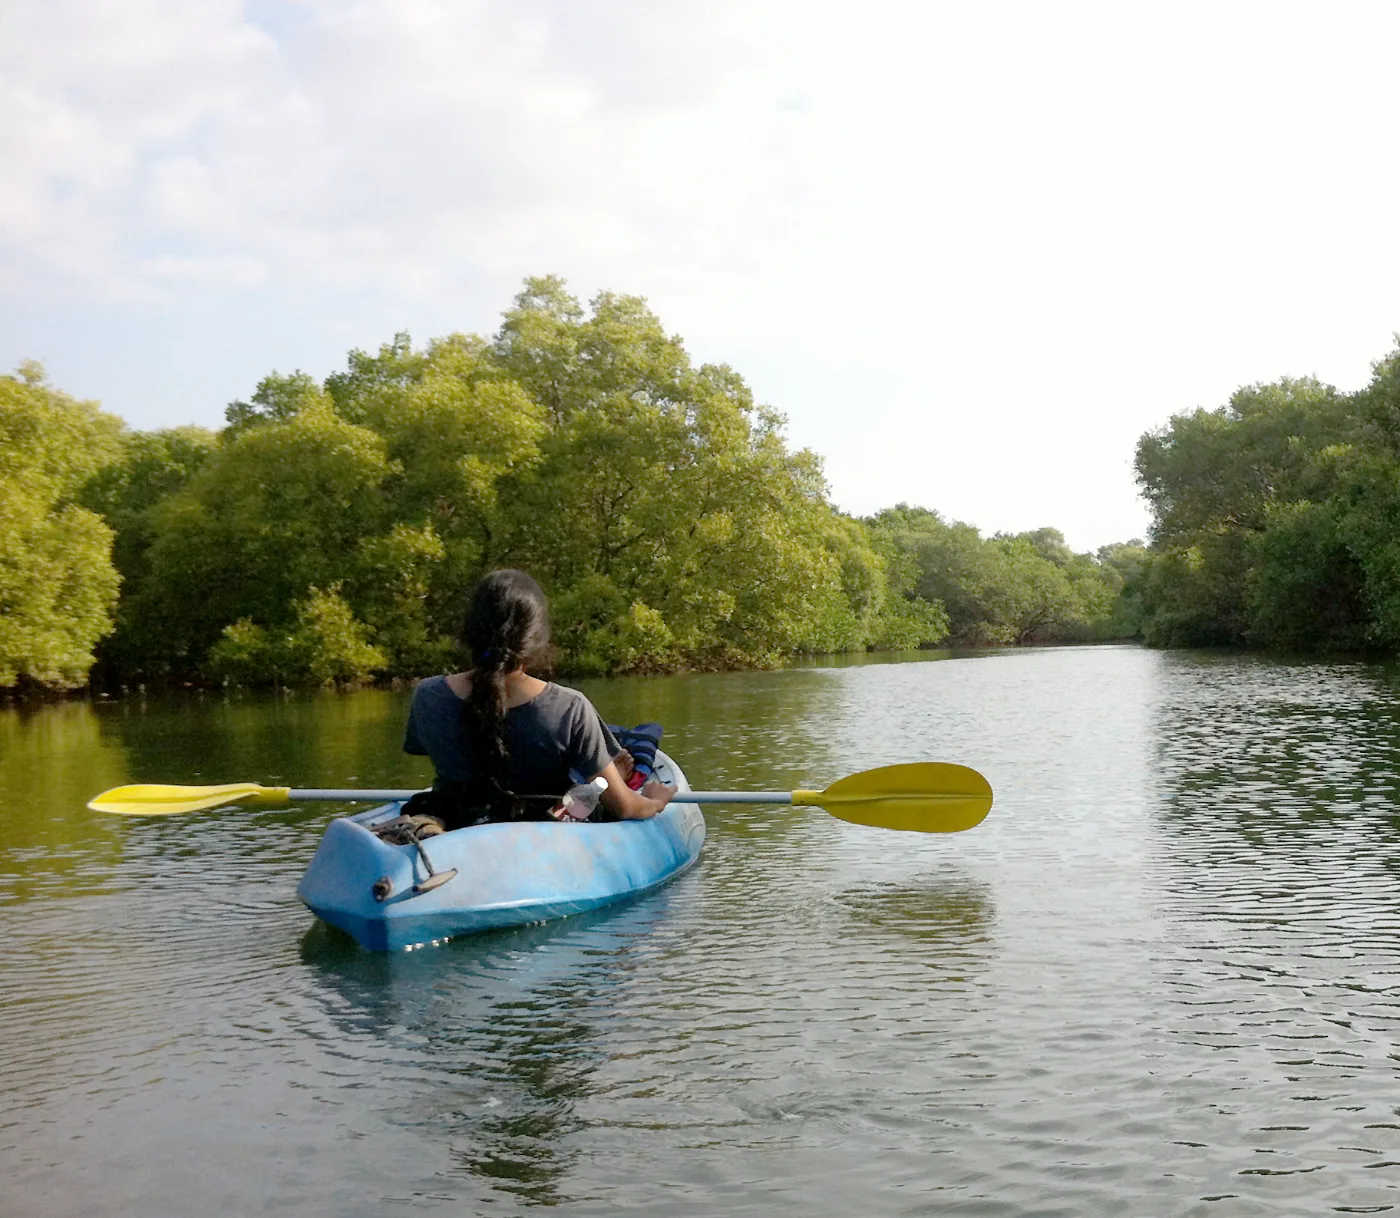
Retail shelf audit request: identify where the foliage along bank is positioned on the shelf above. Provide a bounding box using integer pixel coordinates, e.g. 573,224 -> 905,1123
1132,342 -> 1400,652
2,278 -> 1140,692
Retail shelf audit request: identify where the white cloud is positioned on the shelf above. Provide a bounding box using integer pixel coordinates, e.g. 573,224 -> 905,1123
141,254 -> 268,288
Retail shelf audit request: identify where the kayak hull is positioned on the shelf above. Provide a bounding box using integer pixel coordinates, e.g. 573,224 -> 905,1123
296,751 -> 705,950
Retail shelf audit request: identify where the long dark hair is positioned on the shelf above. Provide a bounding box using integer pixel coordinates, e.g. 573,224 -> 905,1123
462,570 -> 551,807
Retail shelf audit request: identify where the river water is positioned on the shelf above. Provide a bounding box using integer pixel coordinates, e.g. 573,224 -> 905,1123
3,646 -> 1400,1216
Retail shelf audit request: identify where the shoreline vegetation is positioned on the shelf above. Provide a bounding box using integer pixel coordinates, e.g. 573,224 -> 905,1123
5,277 -> 1398,699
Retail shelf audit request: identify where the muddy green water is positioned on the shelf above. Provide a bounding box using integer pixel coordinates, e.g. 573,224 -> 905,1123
4,646 -> 1400,1215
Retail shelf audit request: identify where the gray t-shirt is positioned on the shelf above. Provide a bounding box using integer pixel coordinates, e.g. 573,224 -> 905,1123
403,676 -> 619,796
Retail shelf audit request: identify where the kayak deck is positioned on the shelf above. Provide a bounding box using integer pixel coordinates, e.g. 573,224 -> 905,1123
296,751 -> 705,950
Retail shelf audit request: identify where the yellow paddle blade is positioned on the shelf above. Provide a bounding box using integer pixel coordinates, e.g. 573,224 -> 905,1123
793,762 -> 993,833
87,782 -> 293,816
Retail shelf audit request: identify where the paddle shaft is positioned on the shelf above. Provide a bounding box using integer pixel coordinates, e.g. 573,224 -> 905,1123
274,788 -> 802,805
686,791 -> 796,804
284,788 -> 427,802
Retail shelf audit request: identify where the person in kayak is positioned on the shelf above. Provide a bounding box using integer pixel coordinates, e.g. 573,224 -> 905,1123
403,568 -> 676,828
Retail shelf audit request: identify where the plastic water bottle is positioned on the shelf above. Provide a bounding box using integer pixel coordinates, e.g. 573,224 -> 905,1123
554,776 -> 608,821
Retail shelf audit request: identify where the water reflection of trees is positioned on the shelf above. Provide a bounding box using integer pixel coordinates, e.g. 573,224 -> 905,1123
575,666 -> 848,799
1148,653 -> 1400,848
0,700 -> 128,898
91,686 -> 423,791
831,872 -> 994,947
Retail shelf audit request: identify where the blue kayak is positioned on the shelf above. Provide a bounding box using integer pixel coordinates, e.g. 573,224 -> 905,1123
296,751 -> 705,950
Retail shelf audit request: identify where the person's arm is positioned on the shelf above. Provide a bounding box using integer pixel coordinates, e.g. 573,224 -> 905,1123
562,690 -> 674,819
596,761 -> 675,820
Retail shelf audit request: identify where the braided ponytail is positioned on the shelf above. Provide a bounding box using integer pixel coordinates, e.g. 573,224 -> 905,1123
461,570 -> 552,812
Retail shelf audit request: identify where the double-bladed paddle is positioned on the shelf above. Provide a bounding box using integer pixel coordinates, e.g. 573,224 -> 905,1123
87,762 -> 992,834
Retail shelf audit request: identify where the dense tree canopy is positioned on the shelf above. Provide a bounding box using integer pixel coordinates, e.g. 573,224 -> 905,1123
0,366 -> 123,688
1133,344 -> 1400,652
864,507 -> 1134,646
5,279 -> 1142,692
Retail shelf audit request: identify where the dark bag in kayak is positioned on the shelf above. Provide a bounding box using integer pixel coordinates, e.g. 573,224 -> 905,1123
401,782 -> 557,831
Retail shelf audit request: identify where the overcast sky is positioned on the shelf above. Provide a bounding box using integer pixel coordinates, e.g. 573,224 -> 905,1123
5,0 -> 1398,552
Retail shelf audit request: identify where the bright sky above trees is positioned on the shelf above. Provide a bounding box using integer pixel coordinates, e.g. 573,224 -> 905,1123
4,0 -> 1398,551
